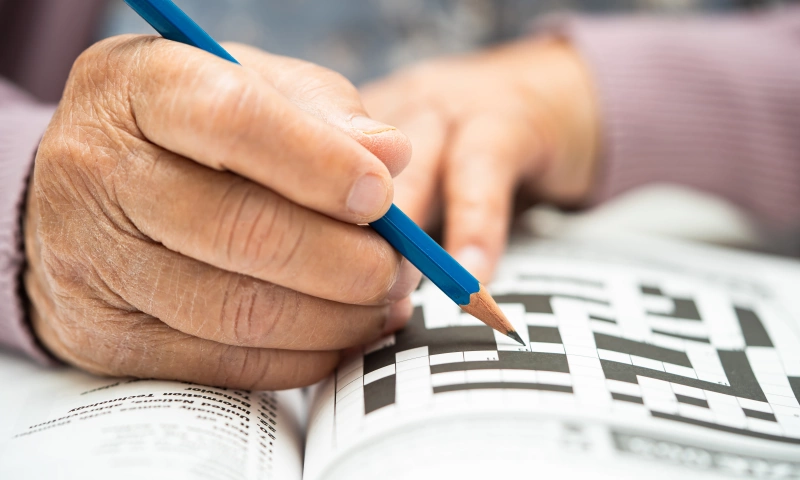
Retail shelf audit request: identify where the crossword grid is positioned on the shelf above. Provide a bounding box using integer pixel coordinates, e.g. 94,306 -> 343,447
334,269 -> 800,445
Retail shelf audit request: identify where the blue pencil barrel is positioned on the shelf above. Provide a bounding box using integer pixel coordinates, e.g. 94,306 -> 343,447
370,205 -> 479,305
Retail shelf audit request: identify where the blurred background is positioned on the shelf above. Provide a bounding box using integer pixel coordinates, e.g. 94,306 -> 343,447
100,0 -> 787,89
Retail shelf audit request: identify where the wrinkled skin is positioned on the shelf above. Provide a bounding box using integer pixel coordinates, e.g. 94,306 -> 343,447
24,35 -> 422,390
24,35 -> 597,390
361,38 -> 598,281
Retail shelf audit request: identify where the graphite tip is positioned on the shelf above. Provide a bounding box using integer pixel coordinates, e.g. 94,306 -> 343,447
505,329 -> 525,346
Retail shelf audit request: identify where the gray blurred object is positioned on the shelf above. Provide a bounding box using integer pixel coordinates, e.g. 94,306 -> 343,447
100,0 -> 740,86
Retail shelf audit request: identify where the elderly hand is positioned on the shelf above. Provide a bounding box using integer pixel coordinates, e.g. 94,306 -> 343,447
24,36 -> 421,389
361,38 -> 599,281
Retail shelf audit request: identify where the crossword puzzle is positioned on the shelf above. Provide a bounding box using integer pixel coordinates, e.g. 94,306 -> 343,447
333,262 -> 800,445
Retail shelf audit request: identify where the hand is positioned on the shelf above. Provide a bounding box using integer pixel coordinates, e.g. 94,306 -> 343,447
24,35 -> 421,389
361,38 -> 599,281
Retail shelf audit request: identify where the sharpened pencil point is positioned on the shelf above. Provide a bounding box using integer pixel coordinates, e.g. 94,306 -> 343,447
506,330 -> 525,346
460,284 -> 522,343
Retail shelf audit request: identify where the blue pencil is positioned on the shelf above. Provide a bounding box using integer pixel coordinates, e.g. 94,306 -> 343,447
123,0 -> 523,345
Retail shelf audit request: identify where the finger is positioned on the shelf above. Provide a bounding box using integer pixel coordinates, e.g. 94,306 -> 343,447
359,78 -> 408,122
113,146 -> 416,306
443,114 -> 543,282
89,229 -> 416,350
380,107 -> 448,228
113,35 -> 392,223
225,44 -> 412,177
31,306 -> 340,390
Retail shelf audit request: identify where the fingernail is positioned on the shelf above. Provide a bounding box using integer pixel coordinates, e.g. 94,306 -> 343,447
347,174 -> 389,217
383,296 -> 413,335
350,115 -> 397,135
387,259 -> 421,302
455,245 -> 489,280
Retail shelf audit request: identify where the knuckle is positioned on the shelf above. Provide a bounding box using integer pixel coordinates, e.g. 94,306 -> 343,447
348,235 -> 400,304
194,72 -> 263,164
67,35 -> 145,109
49,308 -> 136,378
214,186 -> 308,277
218,277 -> 299,347
216,346 -> 271,389
214,183 -> 277,267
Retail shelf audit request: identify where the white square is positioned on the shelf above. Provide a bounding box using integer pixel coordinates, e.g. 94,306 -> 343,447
746,347 -> 785,374
565,345 -> 599,358
396,356 -> 429,373
464,350 -> 499,362
567,355 -> 602,368
502,369 -> 539,384
761,384 -> 796,398
597,349 -> 632,365
570,364 -> 606,379
431,371 -> 467,388
466,369 -> 502,383
525,313 -> 558,326
766,394 -> 800,408
755,372 -> 792,388
529,342 -> 565,354
637,376 -> 672,392
631,356 -> 665,372
429,352 -> 464,366
456,313 -> 485,326
574,384 -> 611,402
560,335 -> 596,349
396,346 -> 429,363
537,371 -> 573,387
663,363 -> 697,379
772,404 -> 800,416
396,373 -> 431,392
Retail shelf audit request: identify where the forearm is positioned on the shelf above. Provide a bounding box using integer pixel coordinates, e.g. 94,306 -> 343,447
548,7 -> 800,227
0,79 -> 56,363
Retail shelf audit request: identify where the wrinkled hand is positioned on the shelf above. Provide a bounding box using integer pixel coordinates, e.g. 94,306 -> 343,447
24,35 -> 421,389
361,38 -> 599,281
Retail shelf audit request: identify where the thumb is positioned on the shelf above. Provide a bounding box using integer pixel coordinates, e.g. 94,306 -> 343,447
226,43 -> 412,177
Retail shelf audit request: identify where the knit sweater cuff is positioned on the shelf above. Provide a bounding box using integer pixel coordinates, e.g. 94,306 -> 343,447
0,81 -> 57,363
539,10 -> 800,227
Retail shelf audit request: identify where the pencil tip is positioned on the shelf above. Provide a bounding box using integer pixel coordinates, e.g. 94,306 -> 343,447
506,330 -> 525,346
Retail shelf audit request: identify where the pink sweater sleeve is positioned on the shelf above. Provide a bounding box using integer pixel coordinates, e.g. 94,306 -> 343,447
0,79 -> 56,363
551,7 -> 800,226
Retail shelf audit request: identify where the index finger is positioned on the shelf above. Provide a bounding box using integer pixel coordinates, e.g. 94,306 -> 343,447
108,35 -> 394,223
